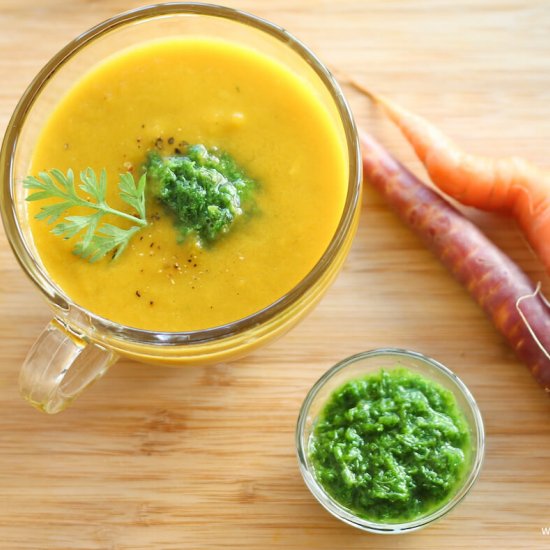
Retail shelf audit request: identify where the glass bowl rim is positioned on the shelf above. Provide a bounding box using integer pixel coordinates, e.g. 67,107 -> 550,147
0,1 -> 361,346
295,347 -> 485,534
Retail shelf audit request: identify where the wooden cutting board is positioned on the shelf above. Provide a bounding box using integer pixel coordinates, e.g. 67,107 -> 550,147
1,1 -> 549,548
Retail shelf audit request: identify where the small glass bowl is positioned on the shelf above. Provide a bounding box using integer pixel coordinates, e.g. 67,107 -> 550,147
296,348 -> 485,534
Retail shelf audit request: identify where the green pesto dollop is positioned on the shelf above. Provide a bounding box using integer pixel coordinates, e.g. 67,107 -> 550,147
309,368 -> 471,523
145,144 -> 256,246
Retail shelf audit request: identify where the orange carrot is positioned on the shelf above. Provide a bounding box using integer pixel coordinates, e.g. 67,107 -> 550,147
351,80 -> 550,275
360,129 -> 550,390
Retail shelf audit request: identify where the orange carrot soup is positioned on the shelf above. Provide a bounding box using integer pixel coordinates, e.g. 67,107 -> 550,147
27,37 -> 348,331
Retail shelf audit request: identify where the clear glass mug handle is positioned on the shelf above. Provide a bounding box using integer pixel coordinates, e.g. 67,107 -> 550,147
19,319 -> 117,414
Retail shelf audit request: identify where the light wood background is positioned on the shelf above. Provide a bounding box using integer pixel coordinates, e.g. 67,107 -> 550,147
1,1 -> 550,548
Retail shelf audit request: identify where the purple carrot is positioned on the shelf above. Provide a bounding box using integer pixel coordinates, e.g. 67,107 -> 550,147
360,129 -> 550,390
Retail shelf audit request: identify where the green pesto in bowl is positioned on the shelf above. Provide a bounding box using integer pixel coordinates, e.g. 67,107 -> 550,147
308,368 -> 471,523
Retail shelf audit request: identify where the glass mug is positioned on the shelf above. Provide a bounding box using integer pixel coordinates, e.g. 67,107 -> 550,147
0,3 -> 361,414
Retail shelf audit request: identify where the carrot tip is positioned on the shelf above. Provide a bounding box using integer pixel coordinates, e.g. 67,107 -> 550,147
343,76 -> 381,103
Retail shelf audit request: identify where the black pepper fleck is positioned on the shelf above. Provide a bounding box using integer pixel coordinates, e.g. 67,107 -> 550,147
136,290 -> 141,298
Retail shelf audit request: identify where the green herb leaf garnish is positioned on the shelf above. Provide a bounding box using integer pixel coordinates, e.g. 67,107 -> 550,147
24,168 -> 147,262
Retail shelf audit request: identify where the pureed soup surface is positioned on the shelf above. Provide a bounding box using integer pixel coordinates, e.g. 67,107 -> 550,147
28,37 -> 348,331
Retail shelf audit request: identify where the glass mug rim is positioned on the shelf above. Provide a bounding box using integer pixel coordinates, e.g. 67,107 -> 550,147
0,2 -> 361,347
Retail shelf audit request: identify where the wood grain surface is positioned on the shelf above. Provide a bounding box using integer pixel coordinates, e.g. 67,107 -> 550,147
1,1 -> 550,548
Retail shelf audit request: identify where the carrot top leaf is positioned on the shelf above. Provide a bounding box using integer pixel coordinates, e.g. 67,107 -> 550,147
24,168 -> 148,262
